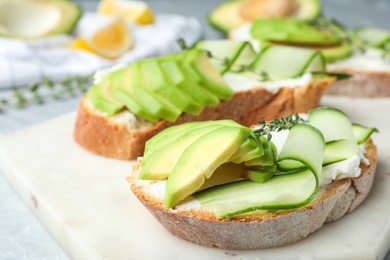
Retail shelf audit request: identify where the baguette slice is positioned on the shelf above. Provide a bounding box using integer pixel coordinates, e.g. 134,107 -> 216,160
74,77 -> 333,160
128,138 -> 377,250
326,67 -> 390,97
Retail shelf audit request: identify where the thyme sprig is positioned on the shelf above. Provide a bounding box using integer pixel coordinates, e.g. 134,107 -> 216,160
308,16 -> 390,59
0,74 -> 92,113
254,113 -> 307,141
206,50 -> 272,81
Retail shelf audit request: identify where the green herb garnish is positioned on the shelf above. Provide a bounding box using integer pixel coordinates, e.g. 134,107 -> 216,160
308,16 -> 390,60
254,113 -> 307,141
0,74 -> 92,113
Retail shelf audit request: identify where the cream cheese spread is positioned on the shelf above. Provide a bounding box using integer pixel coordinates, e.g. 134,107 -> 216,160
85,97 -> 154,130
223,72 -> 313,93
327,49 -> 390,72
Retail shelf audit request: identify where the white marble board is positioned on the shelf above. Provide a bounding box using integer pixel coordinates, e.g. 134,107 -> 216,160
0,96 -> 390,260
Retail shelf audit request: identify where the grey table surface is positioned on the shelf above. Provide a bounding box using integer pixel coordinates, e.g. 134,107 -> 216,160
0,0 -> 389,259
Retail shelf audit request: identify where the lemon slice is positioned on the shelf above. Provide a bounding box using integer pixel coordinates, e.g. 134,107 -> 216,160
97,0 -> 155,25
70,17 -> 133,60
69,37 -> 94,52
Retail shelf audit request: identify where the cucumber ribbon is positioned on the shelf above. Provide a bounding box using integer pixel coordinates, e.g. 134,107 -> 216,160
194,40 -> 326,80
354,27 -> 390,50
194,122 -> 325,219
194,107 -> 371,219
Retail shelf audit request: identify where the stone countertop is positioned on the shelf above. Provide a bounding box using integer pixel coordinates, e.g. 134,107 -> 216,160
0,0 -> 389,259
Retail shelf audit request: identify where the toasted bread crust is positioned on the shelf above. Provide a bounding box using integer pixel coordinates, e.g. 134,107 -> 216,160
74,78 -> 333,160
326,68 -> 390,97
128,139 -> 377,249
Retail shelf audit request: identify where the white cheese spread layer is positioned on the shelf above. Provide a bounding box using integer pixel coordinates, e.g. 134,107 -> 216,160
327,49 -> 390,72
223,72 -> 312,93
85,97 -> 154,130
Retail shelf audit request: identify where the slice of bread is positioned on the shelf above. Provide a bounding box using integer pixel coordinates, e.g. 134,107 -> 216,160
326,68 -> 390,97
74,77 -> 334,160
128,138 -> 377,250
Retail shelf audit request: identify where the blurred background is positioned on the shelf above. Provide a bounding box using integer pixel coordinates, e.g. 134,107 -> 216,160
75,0 -> 390,39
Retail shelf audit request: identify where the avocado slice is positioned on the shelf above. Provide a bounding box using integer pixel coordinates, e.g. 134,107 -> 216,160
250,18 -> 341,46
110,66 -> 160,122
245,136 -> 277,167
87,76 -> 124,116
160,51 -> 221,106
140,124 -> 227,180
246,17 -> 353,63
181,49 -> 234,100
0,0 -> 82,39
160,60 -> 219,108
143,119 -> 243,157
139,59 -> 203,115
163,125 -> 251,208
127,62 -> 182,122
243,136 -> 277,183
111,63 -> 182,123
229,134 -> 264,163
209,0 -> 321,33
319,42 -> 352,63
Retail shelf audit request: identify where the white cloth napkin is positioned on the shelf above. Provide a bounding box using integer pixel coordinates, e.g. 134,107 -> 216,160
0,12 -> 203,89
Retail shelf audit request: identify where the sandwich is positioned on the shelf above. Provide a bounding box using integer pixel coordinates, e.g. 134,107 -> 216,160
74,43 -> 335,160
228,17 -> 390,97
128,106 -> 378,249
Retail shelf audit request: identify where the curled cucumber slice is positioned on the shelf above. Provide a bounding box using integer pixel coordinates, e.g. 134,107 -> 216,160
309,107 -> 358,165
354,27 -> 390,48
277,123 -> 324,181
194,40 -> 256,74
194,169 -> 316,219
249,45 -> 326,80
194,122 -> 325,219
352,123 -> 378,144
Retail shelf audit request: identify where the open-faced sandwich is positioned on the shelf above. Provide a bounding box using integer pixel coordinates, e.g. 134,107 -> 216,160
128,106 -> 378,249
229,17 -> 390,97
74,42 -> 336,160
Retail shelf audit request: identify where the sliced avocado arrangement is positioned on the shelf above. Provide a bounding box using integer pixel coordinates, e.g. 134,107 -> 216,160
250,18 -> 340,46
248,17 -> 352,63
89,42 -> 328,122
245,17 -> 390,64
138,107 -> 377,219
89,48 -> 233,122
0,0 -> 82,39
209,0 -> 321,33
87,76 -> 124,116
